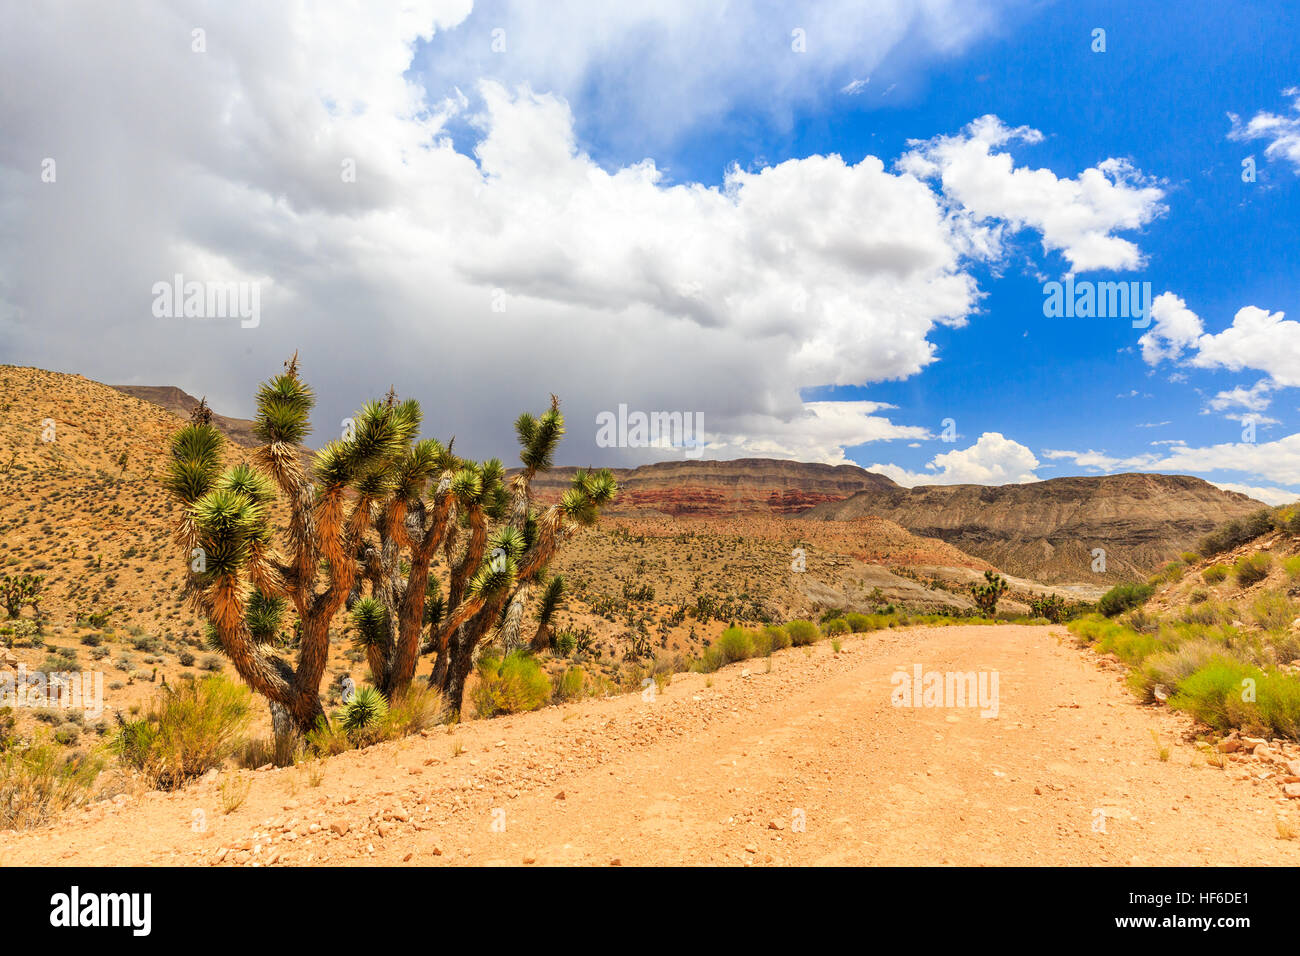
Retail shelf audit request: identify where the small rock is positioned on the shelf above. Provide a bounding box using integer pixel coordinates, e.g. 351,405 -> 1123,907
1284,783 -> 1300,799
330,821 -> 350,836
1218,739 -> 1243,754
768,819 -> 784,831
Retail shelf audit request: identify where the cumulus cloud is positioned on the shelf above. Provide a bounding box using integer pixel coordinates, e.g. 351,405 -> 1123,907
868,432 -> 1040,486
1140,295 -> 1300,396
899,116 -> 1167,272
0,1 -> 1167,467
1228,88 -> 1300,172
1138,292 -> 1204,364
1046,433 -> 1300,493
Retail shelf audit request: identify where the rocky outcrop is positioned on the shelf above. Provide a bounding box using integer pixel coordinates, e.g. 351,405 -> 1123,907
522,459 -> 898,517
799,473 -> 1265,582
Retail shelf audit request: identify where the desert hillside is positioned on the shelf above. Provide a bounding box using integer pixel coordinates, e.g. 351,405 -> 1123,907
801,474 -> 1264,583
0,365 -> 1011,745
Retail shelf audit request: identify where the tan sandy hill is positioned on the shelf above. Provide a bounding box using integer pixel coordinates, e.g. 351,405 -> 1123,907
800,474 -> 1264,584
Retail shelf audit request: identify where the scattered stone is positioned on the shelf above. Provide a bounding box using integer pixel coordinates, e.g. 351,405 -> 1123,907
1284,784 -> 1300,800
768,819 -> 784,830
330,821 -> 350,836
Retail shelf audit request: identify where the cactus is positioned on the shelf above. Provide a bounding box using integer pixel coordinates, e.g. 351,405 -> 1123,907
164,356 -> 616,729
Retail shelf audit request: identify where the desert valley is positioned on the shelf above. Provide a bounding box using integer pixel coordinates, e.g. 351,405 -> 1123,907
3,364 -> 1300,868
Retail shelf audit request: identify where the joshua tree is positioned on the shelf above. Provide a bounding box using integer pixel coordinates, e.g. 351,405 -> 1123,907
529,575 -> 565,652
971,570 -> 1008,616
0,574 -> 43,626
164,357 -> 615,731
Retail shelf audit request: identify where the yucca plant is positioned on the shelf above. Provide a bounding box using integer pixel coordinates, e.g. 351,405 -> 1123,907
339,686 -> 388,736
164,355 -> 617,726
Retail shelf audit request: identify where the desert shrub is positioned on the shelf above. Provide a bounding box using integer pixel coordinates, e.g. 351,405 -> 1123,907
42,652 -> 77,672
1098,581 -> 1154,617
178,650 -> 196,667
761,624 -> 791,650
1180,551 -> 1201,565
199,654 -> 223,672
79,634 -> 101,647
1198,509 -> 1275,558
785,620 -> 819,646
1149,561 -> 1186,586
748,627 -> 775,657
824,618 -> 851,636
552,630 -> 577,657
472,651 -> 551,717
1179,600 -> 1234,627
1169,658 -> 1258,733
1284,555 -> 1300,580
844,612 -> 872,632
380,685 -> 444,738
552,666 -> 587,702
113,675 -> 252,789
699,627 -> 755,672
0,741 -> 103,830
1130,640 -> 1225,703
1233,553 -> 1272,587
1203,564 -> 1229,584
1250,590 -> 1295,632
53,725 -> 80,746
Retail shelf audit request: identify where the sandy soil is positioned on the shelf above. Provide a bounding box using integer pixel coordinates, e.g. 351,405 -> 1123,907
5,624 -> 1299,867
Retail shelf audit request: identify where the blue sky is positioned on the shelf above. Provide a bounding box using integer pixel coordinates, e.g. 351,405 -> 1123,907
413,0 -> 1300,498
3,0 -> 1299,501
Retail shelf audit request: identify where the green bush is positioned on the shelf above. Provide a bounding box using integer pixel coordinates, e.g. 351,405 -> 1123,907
0,741 -> 103,830
472,651 -> 551,717
844,612 -> 872,632
552,666 -> 587,702
1198,508 -> 1275,557
1097,581 -> 1154,617
1250,590 -> 1295,632
1203,564 -> 1229,584
761,624 -> 791,650
785,620 -> 819,646
114,675 -> 252,789
824,618 -> 851,636
1284,555 -> 1300,580
1233,553 -> 1272,587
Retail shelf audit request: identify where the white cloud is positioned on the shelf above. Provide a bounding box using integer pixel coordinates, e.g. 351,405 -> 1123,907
1138,292 -> 1204,364
1205,379 -> 1275,415
869,432 -> 1040,486
1228,88 -> 1300,172
1047,433 -> 1300,492
1191,306 -> 1300,387
0,2 -> 1176,467
899,116 -> 1167,272
1209,482 -> 1298,506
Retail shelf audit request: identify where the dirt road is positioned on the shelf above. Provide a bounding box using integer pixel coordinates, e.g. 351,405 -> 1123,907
5,625 -> 1299,866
